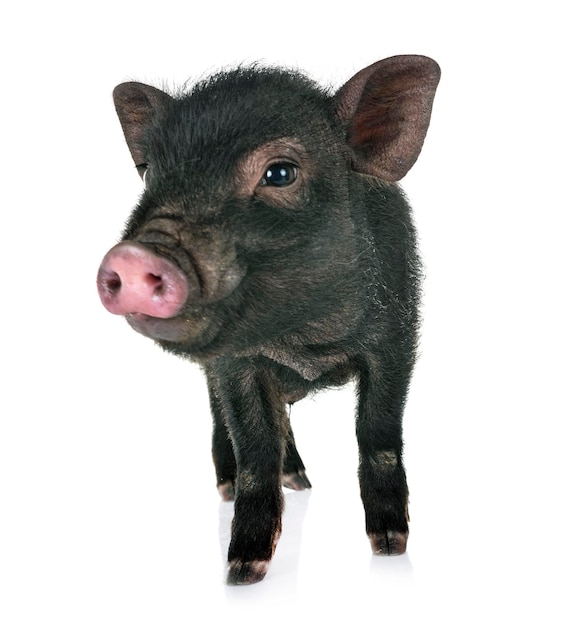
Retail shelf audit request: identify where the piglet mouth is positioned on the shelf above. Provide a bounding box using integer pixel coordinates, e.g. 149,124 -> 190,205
126,312 -> 210,343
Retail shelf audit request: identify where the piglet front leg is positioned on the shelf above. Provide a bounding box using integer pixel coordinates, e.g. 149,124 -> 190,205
227,472 -> 283,584
356,351 -> 412,555
209,359 -> 286,585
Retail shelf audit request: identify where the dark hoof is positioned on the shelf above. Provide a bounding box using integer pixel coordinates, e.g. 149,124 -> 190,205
282,469 -> 312,491
217,481 -> 235,502
227,559 -> 269,585
369,530 -> 408,555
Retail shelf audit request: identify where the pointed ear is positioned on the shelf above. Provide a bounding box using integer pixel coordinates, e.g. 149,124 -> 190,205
113,82 -> 172,174
335,55 -> 440,181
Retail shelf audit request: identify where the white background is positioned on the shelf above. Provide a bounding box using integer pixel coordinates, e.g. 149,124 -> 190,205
1,1 -> 566,624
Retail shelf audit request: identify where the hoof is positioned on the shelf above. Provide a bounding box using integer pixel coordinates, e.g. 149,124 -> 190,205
227,559 -> 270,585
369,530 -> 408,556
282,469 -> 312,491
217,481 -> 235,502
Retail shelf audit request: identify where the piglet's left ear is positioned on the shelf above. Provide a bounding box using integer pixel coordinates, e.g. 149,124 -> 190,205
335,55 -> 440,182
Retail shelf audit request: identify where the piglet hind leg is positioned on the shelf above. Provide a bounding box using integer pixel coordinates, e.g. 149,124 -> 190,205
356,356 -> 412,556
209,381 -> 238,502
282,422 -> 312,491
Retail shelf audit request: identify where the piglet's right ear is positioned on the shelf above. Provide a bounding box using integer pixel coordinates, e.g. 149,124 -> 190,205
113,82 -> 172,173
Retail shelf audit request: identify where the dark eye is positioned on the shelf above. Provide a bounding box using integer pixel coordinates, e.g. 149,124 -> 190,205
260,163 -> 298,187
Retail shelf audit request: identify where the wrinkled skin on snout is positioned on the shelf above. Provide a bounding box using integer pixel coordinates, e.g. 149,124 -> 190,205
97,55 -> 440,584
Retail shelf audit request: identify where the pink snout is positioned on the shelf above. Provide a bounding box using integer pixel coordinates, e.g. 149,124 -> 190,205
97,242 -> 189,318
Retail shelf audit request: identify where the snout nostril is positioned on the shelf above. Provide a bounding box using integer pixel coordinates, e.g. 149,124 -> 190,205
146,273 -> 166,296
105,273 -> 122,294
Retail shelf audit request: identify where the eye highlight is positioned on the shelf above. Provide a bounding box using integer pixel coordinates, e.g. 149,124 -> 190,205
260,163 -> 298,187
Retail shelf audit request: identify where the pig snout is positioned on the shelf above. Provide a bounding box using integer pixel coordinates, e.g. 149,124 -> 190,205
97,242 -> 189,318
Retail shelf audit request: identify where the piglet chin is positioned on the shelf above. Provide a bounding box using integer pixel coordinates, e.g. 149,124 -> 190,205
126,312 -> 209,343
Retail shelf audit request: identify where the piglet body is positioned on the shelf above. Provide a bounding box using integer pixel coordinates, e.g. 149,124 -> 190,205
98,55 -> 440,584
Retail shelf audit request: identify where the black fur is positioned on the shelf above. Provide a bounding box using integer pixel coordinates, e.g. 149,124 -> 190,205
101,56 -> 440,584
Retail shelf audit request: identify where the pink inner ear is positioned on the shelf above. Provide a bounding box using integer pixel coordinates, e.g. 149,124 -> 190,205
113,82 -> 172,168
336,56 -> 440,182
348,82 -> 424,182
348,83 -> 404,152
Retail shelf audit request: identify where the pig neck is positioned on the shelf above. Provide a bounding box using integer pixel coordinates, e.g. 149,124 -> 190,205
236,289 -> 363,381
